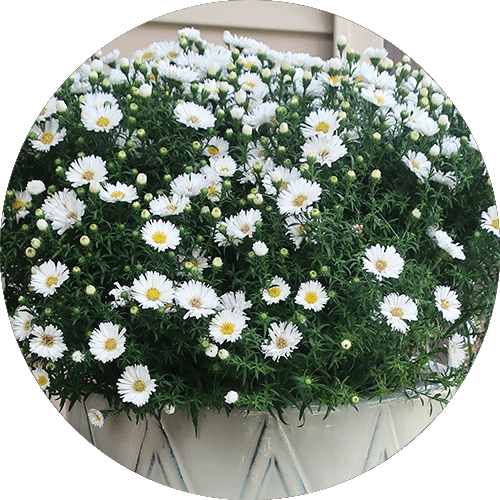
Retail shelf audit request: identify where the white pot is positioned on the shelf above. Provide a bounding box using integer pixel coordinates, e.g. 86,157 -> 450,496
62,387 -> 448,499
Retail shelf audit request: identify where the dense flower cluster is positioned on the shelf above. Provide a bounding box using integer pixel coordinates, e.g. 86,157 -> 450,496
2,28 -> 499,425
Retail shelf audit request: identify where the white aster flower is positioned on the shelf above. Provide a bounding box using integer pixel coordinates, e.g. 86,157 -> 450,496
33,367 -> 50,390
432,229 -> 466,260
252,240 -> 268,256
402,151 -> 431,181
380,293 -> 418,333
480,205 -> 499,237
132,271 -> 175,310
81,103 -> 123,132
217,291 -> 252,314
109,282 -> 131,308
30,119 -> 66,152
12,190 -> 32,221
447,333 -> 467,368
262,166 -> 301,195
362,244 -> 404,281
225,208 -> 262,239
203,136 -> 230,158
66,155 -> 108,187
117,364 -> 156,407
174,101 -> 215,129
89,322 -> 127,363
88,409 -> 104,428
286,215 -> 307,248
71,350 -> 85,363
224,390 -> 239,404
277,178 -> 322,215
26,180 -> 46,196
37,96 -> 58,122
434,286 -> 461,323
360,86 -> 397,109
300,134 -> 347,166
295,281 -> 329,312
30,324 -> 67,361
10,307 -> 35,341
243,101 -> 278,128
175,280 -> 220,319
262,276 -> 291,304
430,170 -> 457,190
30,260 -> 69,296
209,155 -> 238,177
80,91 -> 118,109
170,172 -> 209,198
141,219 -> 181,252
41,188 -> 86,234
150,193 -> 189,217
209,309 -> 247,344
300,108 -> 340,138
205,343 -> 219,357
261,322 -> 302,361
99,182 -> 138,203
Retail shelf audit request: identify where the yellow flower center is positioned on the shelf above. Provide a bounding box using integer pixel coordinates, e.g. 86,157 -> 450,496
329,75 -> 341,85
315,121 -> 330,133
66,211 -> 78,220
375,259 -> 388,272
23,319 -> 32,332
188,115 -> 200,125
111,190 -> 125,200
390,307 -> 404,318
221,322 -> 236,335
142,51 -> 153,60
208,145 -> 219,155
375,94 -> 385,105
276,337 -> 288,349
146,287 -> 161,301
82,170 -> 95,181
304,291 -> 318,304
12,200 -> 24,211
46,276 -> 58,287
411,160 -> 420,170
40,106 -> 47,116
268,286 -> 281,298
292,194 -> 307,207
245,81 -> 256,89
133,380 -> 146,392
492,218 -> 499,229
189,297 -> 202,309
96,116 -> 110,127
41,334 -> 54,347
104,338 -> 118,351
240,223 -> 250,234
37,375 -> 48,387
318,149 -> 329,160
41,132 -> 54,145
152,231 -> 167,244
440,299 -> 450,311
208,186 -> 218,197
166,203 -> 178,212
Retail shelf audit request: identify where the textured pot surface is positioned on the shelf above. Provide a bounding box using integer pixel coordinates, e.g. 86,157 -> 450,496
62,389 -> 446,499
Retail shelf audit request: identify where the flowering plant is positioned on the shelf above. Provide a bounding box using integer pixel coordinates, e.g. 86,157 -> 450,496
2,27 -> 499,427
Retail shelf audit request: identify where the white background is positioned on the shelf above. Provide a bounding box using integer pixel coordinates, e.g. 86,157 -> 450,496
1,1 -> 498,499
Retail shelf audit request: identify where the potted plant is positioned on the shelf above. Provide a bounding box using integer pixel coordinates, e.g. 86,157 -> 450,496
1,24 -> 498,499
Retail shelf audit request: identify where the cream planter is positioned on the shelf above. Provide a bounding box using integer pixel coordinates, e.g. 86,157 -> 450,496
62,387 -> 447,499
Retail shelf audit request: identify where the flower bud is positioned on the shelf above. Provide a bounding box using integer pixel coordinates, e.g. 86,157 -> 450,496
86,285 -> 96,296
136,173 -> 148,185
371,169 -> 381,181
80,235 -> 90,246
242,124 -> 253,137
341,339 -> 352,350
211,207 -> 222,219
212,257 -> 223,268
25,247 -> 36,258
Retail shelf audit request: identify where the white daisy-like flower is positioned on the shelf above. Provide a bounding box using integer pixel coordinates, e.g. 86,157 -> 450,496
300,134 -> 347,166
209,309 -> 248,344
30,260 -> 69,297
157,61 -> 200,83
66,155 -> 108,187
149,193 -> 188,217
262,276 -> 291,304
225,208 -> 262,239
109,282 -> 131,308
32,367 -> 50,390
402,151 -> 431,181
362,244 -> 405,281
203,136 -> 230,158
261,322 -> 302,361
364,46 -> 389,62
80,91 -> 118,109
360,86 -> 397,109
217,291 -> 252,314
224,390 -> 239,404
430,170 -> 457,190
295,281 -> 329,312
286,215 -> 307,248
30,324 -> 67,361
11,190 -> 32,221
243,101 -> 278,128
262,166 -> 301,195
37,96 -> 58,122
41,189 -> 86,234
380,293 -> 418,333
81,103 -> 123,132
300,108 -> 340,138
174,101 -> 215,130
10,307 -> 35,341
89,322 -> 127,363
99,182 -> 138,203
170,172 -> 209,198
432,229 -> 466,260
141,219 -> 181,252
209,155 -> 238,177
117,364 -> 157,407
179,248 -> 209,275
88,409 -> 104,428
205,343 -> 219,357
175,280 -> 220,319
131,271 -> 175,310
26,180 -> 46,196
277,178 -> 322,215
30,119 -> 66,152
480,205 -> 499,237
447,333 -> 467,368
71,350 -> 85,363
434,286 -> 461,323
252,240 -> 268,256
